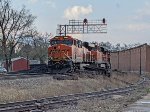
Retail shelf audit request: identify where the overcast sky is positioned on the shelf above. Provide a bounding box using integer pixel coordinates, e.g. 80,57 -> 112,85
12,0 -> 150,44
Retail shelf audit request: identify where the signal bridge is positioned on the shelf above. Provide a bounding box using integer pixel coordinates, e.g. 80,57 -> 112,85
57,18 -> 107,36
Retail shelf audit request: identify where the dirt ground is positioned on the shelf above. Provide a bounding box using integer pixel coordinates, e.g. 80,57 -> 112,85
0,72 -> 140,104
47,75 -> 150,112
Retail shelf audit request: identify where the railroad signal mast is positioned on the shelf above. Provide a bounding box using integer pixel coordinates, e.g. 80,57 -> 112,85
57,18 -> 107,36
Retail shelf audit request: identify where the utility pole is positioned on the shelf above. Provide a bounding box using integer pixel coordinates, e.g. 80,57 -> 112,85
118,51 -> 119,70
129,50 -> 131,71
140,47 -> 141,75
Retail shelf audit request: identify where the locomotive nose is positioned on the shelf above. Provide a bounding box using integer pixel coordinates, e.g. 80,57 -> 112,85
48,44 -> 72,61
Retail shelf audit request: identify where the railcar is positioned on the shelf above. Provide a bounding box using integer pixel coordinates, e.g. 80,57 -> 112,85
48,35 -> 111,75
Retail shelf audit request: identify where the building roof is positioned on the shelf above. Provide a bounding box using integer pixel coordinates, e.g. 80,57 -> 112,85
111,43 -> 148,53
11,57 -> 27,62
29,60 -> 40,64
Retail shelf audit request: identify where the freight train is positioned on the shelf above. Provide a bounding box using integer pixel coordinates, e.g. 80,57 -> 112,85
48,35 -> 111,76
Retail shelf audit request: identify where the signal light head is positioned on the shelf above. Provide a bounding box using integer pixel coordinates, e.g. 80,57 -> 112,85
102,18 -> 106,24
83,18 -> 88,24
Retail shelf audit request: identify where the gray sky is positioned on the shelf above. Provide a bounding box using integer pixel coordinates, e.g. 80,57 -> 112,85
12,0 -> 150,44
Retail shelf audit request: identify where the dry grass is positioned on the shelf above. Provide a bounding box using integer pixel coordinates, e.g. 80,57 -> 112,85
0,72 -> 140,103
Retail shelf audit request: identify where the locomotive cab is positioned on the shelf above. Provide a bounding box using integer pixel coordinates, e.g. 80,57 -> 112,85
48,36 -> 75,73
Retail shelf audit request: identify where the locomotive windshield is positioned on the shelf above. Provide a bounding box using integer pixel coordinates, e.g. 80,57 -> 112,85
50,40 -> 73,46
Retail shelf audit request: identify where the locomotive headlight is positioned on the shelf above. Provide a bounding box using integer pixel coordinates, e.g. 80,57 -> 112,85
48,57 -> 52,60
64,36 -> 68,38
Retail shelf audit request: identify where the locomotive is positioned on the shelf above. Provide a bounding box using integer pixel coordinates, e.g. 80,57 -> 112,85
48,35 -> 111,75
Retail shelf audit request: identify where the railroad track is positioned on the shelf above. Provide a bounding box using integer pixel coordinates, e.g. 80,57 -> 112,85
0,73 -> 75,80
0,69 -> 106,80
0,73 -> 49,80
0,75 -> 146,112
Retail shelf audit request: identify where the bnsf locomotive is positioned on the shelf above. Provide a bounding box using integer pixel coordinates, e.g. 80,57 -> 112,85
48,35 -> 111,75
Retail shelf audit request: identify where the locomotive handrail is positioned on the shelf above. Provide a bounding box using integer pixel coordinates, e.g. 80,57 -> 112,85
63,52 -> 72,61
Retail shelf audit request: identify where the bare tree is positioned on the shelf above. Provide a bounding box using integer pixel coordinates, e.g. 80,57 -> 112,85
0,0 -> 36,71
16,31 -> 51,64
31,32 -> 50,63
